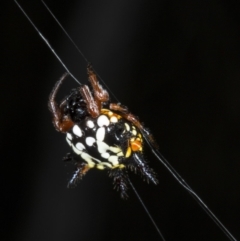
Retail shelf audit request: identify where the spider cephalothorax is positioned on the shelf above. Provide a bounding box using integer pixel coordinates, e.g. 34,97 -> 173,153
63,89 -> 89,123
49,65 -> 158,198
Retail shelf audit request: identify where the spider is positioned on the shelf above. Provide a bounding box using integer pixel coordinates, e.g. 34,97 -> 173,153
48,64 -> 158,199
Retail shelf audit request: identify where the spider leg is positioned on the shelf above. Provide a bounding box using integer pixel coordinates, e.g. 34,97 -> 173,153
109,103 -> 129,113
87,64 -> 109,107
110,103 -> 158,148
79,65 -> 109,118
67,162 -> 90,187
48,73 -> 74,133
109,168 -> 129,199
129,152 -> 158,185
79,85 -> 100,118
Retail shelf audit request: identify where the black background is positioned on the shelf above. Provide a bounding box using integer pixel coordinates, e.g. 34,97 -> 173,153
2,1 -> 240,240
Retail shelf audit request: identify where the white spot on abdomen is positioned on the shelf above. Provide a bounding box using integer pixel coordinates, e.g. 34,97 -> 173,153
66,133 -> 72,140
96,140 -> 109,154
109,146 -> 121,153
76,142 -> 85,151
108,155 -> 119,165
86,137 -> 96,146
73,125 -> 82,137
96,127 -> 105,141
97,115 -> 110,127
86,120 -> 94,128
101,152 -> 110,159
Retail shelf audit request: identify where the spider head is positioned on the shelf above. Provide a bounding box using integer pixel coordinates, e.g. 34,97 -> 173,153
63,88 -> 89,123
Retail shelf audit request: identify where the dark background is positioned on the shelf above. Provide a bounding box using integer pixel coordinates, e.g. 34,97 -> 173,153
2,0 -> 240,240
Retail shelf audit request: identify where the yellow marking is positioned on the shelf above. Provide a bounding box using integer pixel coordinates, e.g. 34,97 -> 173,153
102,162 -> 112,168
132,129 -> 137,136
117,152 -> 124,156
100,109 -> 108,115
125,123 -> 130,131
96,162 -> 112,169
136,137 -> 142,142
112,113 -> 121,120
131,139 -> 143,152
112,164 -> 125,169
110,116 -> 118,123
125,146 -> 131,158
96,164 -> 105,170
88,163 -> 95,168
101,109 -> 122,119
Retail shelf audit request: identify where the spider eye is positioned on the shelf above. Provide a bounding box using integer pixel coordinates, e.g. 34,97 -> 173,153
72,107 -> 88,120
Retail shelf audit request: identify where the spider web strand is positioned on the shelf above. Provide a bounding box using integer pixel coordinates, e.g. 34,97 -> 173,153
42,0 -> 237,238
14,0 -> 82,86
15,1 -> 236,240
143,136 -> 237,241
15,1 -> 165,239
41,0 -> 120,103
128,178 -> 166,241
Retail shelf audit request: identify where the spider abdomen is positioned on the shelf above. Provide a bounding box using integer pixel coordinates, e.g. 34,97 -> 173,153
65,109 -> 143,170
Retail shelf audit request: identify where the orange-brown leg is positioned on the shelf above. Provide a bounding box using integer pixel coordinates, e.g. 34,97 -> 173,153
68,162 -> 90,187
79,85 -> 100,118
109,103 -> 129,113
48,73 -> 74,133
79,64 -> 109,118
87,64 -> 109,109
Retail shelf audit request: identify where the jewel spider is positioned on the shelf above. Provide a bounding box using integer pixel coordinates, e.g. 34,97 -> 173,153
14,0 -> 239,240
